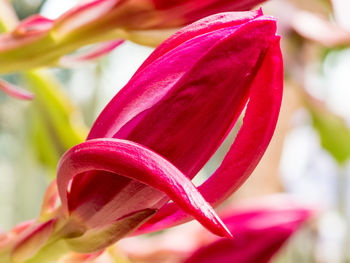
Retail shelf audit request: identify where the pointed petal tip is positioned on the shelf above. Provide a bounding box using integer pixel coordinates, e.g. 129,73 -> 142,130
222,226 -> 233,239
211,215 -> 233,239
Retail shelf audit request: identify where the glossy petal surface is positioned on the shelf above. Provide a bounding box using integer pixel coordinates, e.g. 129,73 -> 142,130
57,139 -> 231,237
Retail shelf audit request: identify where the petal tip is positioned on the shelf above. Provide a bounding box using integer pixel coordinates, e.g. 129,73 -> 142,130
213,217 -> 233,238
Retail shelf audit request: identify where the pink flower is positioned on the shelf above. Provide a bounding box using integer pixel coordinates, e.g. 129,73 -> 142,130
55,9 -> 283,253
183,197 -> 312,263
119,196 -> 312,263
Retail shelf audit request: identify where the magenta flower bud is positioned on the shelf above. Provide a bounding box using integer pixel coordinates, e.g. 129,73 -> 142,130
184,197 -> 312,263
56,9 -> 283,250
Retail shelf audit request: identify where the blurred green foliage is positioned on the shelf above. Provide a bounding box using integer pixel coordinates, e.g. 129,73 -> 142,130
24,70 -> 87,174
306,97 -> 350,164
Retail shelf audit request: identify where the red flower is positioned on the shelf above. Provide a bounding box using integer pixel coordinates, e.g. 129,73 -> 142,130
55,9 -> 283,253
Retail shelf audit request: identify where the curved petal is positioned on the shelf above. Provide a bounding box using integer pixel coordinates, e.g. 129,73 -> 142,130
13,15 -> 53,36
0,79 -> 34,100
11,219 -> 56,263
136,37 -> 283,234
60,40 -> 124,66
57,138 -> 231,238
197,37 -> 283,205
39,180 -> 59,220
52,0 -> 122,38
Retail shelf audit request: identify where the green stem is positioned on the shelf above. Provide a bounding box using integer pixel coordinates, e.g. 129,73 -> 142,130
0,26 -> 126,74
23,239 -> 70,263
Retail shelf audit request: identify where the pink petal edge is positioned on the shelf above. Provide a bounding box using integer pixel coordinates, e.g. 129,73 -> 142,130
57,138 -> 232,238
60,40 -> 124,66
13,15 -> 53,36
0,79 -> 34,100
